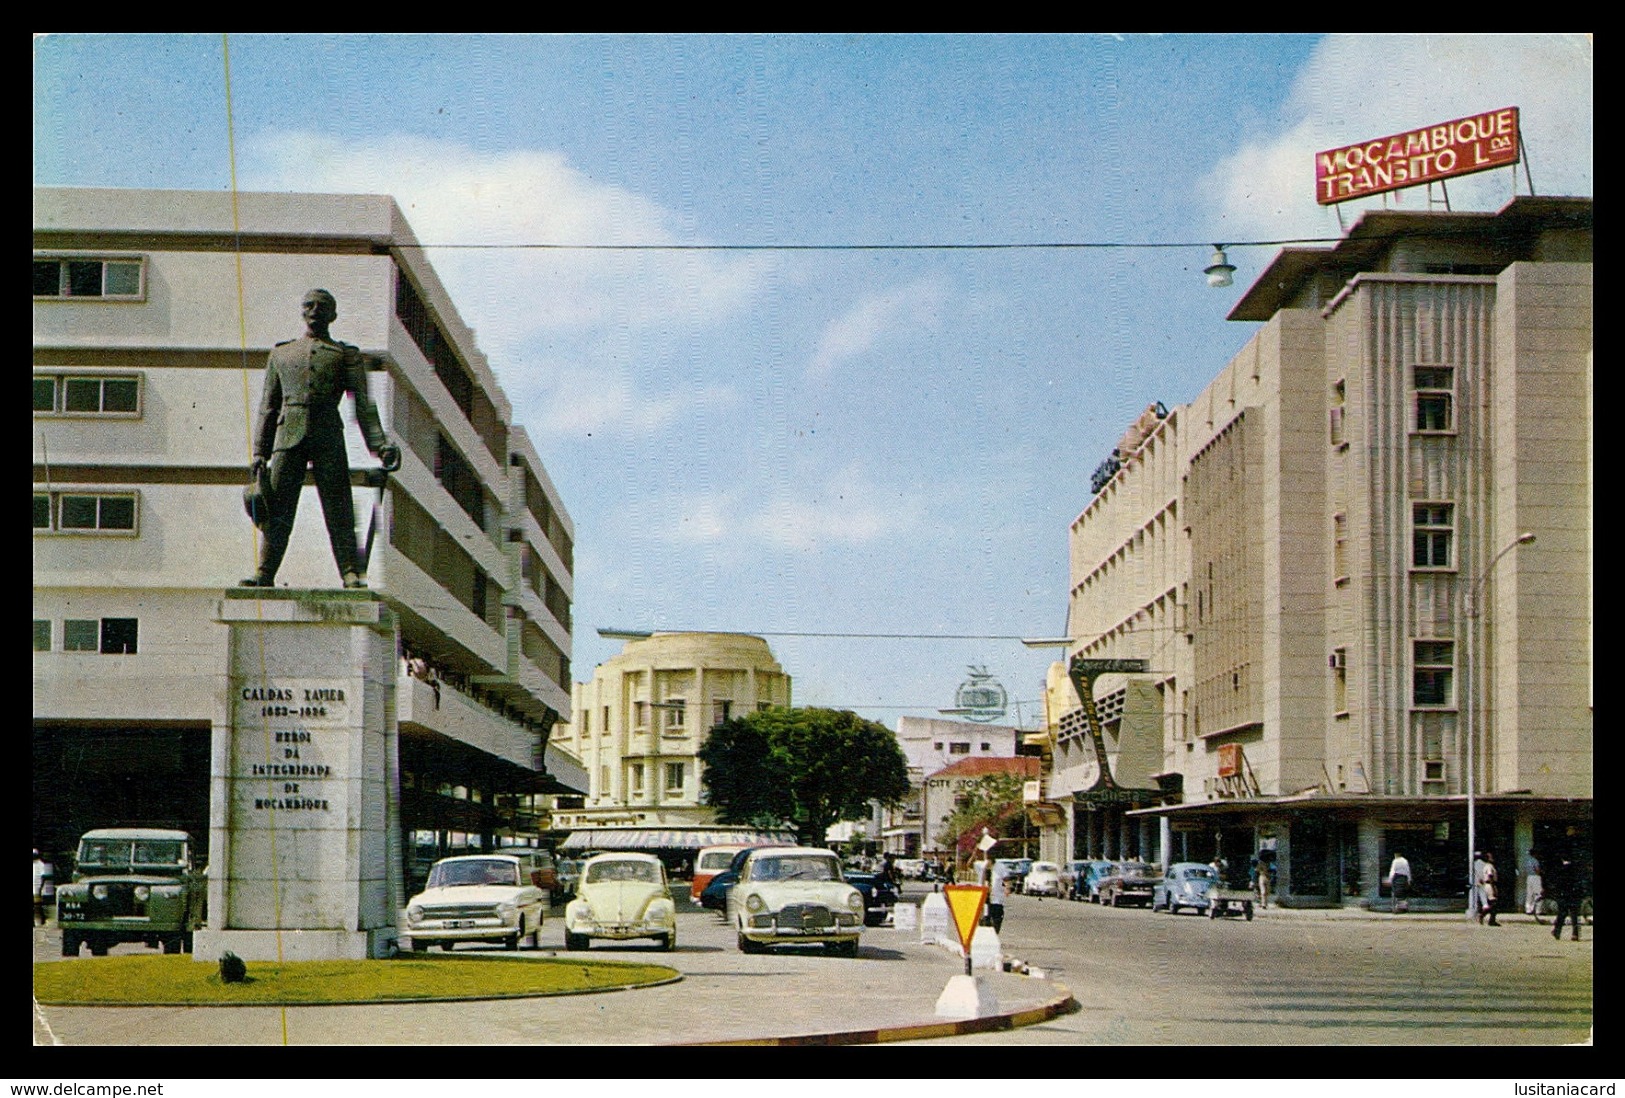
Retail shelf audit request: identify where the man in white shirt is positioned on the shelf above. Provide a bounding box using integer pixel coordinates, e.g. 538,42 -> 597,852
33,850 -> 46,927
1387,852 -> 1412,913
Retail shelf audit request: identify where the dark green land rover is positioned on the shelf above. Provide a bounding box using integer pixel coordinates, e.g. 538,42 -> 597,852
56,828 -> 205,956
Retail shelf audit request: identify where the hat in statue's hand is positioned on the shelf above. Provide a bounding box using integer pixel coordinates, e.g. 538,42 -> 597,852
243,468 -> 271,529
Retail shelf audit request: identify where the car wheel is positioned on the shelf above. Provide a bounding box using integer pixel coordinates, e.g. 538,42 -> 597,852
504,931 -> 520,951
439,941 -> 456,951
1210,902 -> 1221,919
661,932 -> 676,952
61,931 -> 80,957
1244,903 -> 1254,921
564,931 -> 587,951
90,941 -> 109,956
410,939 -> 427,952
162,936 -> 182,954
737,932 -> 763,954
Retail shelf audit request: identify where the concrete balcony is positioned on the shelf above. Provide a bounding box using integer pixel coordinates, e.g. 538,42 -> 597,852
397,671 -> 537,772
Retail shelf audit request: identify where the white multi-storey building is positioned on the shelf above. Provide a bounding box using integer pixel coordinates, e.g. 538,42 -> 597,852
1044,196 -> 1591,909
33,187 -> 585,885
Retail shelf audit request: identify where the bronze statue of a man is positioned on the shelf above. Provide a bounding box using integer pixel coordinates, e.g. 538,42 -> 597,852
242,289 -> 401,588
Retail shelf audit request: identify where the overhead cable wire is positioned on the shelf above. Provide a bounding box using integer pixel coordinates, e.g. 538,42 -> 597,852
395,236 -> 1347,252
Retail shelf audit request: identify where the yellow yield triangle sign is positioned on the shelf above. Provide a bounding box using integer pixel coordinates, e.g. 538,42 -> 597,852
943,885 -> 988,952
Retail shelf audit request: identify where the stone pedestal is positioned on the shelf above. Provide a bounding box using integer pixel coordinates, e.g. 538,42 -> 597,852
193,589 -> 402,963
935,974 -> 999,1020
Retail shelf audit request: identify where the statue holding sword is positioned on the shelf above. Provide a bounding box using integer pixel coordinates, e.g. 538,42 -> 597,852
242,288 -> 401,588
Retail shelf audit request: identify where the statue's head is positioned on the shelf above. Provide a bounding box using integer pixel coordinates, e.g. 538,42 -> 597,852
301,289 -> 338,327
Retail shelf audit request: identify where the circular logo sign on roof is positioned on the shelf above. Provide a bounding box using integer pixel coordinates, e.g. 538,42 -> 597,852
954,666 -> 1008,724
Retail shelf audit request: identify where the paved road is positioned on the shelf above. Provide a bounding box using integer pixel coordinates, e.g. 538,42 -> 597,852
31,890 -> 1060,1046
893,890 -> 1593,1045
32,888 -> 1590,1046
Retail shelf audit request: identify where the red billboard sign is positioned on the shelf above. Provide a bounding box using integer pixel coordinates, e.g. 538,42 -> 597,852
1217,743 -> 1241,779
1316,107 -> 1520,205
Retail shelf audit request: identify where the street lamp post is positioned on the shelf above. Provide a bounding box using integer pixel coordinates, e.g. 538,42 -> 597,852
1463,531 -> 1535,919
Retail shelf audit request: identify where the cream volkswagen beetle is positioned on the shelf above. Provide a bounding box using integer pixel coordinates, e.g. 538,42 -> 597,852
733,846 -> 864,956
405,854 -> 545,952
563,852 -> 677,951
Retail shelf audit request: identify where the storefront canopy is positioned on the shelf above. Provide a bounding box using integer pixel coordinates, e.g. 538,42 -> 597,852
558,827 -> 797,853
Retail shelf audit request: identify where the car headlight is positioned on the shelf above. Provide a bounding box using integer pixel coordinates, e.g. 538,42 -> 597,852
745,893 -> 765,913
846,892 -> 864,913
407,904 -> 423,924
134,885 -> 151,901
497,900 -> 519,922
91,885 -> 108,900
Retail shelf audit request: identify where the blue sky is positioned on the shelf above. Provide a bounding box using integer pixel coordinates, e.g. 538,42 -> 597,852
34,34 -> 1593,730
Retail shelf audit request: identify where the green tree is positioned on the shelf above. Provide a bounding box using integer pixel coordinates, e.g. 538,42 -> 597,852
699,707 -> 910,846
935,772 -> 1026,858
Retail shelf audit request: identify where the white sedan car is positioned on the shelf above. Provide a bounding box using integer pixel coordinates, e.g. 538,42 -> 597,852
1023,860 -> 1066,898
405,854 -> 546,951
564,853 -> 677,951
733,847 -> 864,956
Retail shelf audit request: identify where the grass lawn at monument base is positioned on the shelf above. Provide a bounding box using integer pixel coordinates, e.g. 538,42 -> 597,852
33,954 -> 680,1006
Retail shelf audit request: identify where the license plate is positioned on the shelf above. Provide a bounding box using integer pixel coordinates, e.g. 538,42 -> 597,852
445,919 -> 476,928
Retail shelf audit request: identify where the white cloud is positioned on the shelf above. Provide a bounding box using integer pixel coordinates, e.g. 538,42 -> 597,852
1204,34 -> 1592,242
515,360 -> 738,438
660,465 -> 922,552
808,279 -> 946,379
240,130 -> 770,361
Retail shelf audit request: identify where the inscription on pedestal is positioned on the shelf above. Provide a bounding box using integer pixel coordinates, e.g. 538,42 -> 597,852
233,680 -> 351,816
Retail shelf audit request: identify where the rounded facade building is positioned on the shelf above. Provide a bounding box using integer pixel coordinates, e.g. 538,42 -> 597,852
552,633 -> 791,830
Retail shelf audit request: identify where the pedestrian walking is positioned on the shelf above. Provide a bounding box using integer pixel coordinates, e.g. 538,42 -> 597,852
1387,851 -> 1412,913
1548,857 -> 1584,942
33,849 -> 47,927
1476,851 -> 1500,925
1470,850 -> 1487,920
985,859 -> 1008,934
1524,850 -> 1545,922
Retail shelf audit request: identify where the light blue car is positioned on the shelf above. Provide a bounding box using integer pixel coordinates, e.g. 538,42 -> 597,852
1069,859 -> 1117,902
1152,862 -> 1219,915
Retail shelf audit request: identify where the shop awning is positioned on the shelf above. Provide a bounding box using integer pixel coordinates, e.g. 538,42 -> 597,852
558,827 -> 798,853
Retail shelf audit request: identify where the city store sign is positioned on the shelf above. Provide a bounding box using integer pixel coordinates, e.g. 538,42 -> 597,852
1315,107 -> 1519,205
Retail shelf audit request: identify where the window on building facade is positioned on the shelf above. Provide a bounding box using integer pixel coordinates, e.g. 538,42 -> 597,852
1412,640 -> 1454,707
1413,366 -> 1455,433
34,620 -> 50,651
664,699 -> 685,730
949,742 -> 970,754
34,491 -> 138,534
665,763 -> 684,794
62,617 -> 137,654
713,700 -> 732,726
634,701 -> 648,729
1329,379 -> 1347,447
981,743 -> 991,752
601,706 -> 610,737
629,763 -> 645,795
34,373 -> 142,416
33,256 -> 145,300
1330,648 -> 1348,713
1412,504 -> 1454,569
1333,512 -> 1349,582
